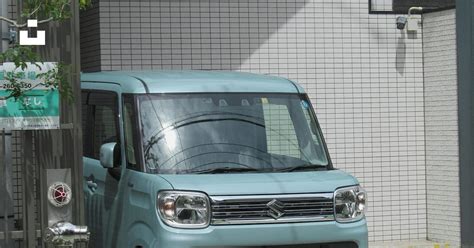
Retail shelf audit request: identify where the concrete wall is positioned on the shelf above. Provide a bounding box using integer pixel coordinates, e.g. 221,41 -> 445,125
423,9 -> 460,246
80,0 -> 427,242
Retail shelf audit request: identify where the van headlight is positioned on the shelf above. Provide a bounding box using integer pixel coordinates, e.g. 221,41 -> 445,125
334,186 -> 367,223
157,191 -> 210,228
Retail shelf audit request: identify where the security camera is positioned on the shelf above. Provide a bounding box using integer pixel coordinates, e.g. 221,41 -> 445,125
396,16 -> 407,30
396,7 -> 423,30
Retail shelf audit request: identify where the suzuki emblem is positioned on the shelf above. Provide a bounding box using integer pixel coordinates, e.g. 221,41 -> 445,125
266,199 -> 285,219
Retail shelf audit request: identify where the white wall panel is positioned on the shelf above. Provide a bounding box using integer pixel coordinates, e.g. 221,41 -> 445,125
423,9 -> 460,246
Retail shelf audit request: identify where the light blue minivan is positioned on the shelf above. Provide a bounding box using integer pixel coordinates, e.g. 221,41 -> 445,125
81,71 -> 368,248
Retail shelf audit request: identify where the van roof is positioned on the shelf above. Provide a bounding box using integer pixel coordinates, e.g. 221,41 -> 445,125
80,70 -> 305,94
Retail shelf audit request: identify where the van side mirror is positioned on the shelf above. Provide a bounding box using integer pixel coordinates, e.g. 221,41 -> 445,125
99,142 -> 119,168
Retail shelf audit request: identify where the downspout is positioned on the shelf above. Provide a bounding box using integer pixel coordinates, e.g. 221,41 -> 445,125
0,0 -> 8,51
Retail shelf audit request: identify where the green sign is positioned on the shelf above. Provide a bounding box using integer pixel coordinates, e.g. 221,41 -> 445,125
0,62 -> 60,130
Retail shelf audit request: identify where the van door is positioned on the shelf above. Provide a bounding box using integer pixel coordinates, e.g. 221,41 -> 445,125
82,90 -> 122,247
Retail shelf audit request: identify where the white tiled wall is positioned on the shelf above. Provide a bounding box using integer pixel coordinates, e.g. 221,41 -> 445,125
371,0 -> 392,11
86,0 -> 427,242
423,9 -> 460,246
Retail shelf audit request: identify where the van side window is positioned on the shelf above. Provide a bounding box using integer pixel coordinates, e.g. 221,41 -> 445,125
82,91 -> 119,160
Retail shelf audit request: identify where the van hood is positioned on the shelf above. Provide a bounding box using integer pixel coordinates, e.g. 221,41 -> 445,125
158,170 -> 358,196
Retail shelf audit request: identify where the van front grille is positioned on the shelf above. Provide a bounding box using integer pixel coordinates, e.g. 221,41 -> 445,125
210,193 -> 334,225
215,243 -> 358,248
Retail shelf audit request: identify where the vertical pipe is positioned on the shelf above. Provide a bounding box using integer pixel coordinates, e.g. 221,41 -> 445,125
1,129 -> 9,248
14,1 -> 36,246
69,0 -> 85,230
457,0 -> 474,246
0,0 -> 10,246
0,0 -> 9,51
22,131 -> 36,248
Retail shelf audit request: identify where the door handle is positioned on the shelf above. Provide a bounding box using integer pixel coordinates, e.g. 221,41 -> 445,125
86,180 -> 98,192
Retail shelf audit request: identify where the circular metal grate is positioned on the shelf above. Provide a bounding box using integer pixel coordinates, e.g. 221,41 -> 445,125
47,182 -> 72,207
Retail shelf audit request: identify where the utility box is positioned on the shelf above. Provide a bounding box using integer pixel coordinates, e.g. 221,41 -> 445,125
407,16 -> 421,32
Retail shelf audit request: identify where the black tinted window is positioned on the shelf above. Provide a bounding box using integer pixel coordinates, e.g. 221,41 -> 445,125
82,91 -> 118,159
123,95 -> 139,170
81,91 -> 92,157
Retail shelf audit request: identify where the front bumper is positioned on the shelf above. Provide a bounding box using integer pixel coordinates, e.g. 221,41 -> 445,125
154,219 -> 368,248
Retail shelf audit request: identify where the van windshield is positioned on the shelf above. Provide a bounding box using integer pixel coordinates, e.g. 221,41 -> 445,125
138,93 -> 329,174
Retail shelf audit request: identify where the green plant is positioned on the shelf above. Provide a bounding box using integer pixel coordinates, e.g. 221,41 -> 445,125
0,0 -> 90,101
37,63 -> 74,102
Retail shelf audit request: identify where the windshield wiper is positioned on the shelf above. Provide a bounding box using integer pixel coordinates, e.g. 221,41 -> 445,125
186,167 -> 261,174
275,164 -> 327,172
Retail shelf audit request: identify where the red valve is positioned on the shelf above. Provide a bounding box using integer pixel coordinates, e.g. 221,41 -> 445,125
53,185 -> 67,203
48,182 -> 72,207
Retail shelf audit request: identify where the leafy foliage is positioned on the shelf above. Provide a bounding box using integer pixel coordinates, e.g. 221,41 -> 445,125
37,63 -> 74,102
22,0 -> 91,21
79,0 -> 92,10
0,62 -> 73,102
0,45 -> 41,69
0,0 -> 90,101
4,71 -> 28,100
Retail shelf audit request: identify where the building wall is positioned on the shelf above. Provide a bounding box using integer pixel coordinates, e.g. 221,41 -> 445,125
82,0 -> 427,242
423,9 -> 460,246
80,0 -> 101,72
